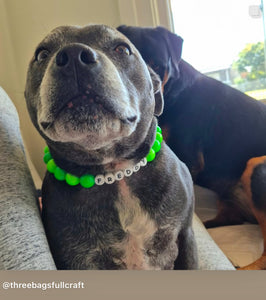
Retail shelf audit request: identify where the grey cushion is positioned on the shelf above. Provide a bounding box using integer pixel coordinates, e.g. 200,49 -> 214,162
192,214 -> 235,270
0,87 -> 56,270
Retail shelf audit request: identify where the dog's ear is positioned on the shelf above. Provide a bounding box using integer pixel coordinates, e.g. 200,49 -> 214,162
156,27 -> 183,79
148,66 -> 164,116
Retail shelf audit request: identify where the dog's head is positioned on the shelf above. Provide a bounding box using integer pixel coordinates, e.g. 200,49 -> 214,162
25,24 -> 163,165
117,25 -> 183,91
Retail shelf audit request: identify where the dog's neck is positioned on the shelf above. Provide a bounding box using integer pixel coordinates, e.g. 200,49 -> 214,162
43,126 -> 163,188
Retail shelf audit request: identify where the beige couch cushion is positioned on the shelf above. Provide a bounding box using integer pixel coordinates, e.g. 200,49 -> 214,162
194,185 -> 264,268
208,224 -> 263,268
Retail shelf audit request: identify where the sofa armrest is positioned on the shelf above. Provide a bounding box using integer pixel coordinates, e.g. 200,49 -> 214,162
0,87 -> 56,270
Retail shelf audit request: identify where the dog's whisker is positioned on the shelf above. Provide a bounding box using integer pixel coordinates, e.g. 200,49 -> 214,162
40,121 -> 52,130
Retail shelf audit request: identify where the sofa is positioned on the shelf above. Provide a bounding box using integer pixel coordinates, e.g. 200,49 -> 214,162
0,86 -> 235,270
195,186 -> 263,269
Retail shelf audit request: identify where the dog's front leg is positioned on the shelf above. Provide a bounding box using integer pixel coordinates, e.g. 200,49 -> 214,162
174,226 -> 198,270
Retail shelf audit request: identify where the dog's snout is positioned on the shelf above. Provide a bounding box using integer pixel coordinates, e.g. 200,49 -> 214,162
55,44 -> 98,68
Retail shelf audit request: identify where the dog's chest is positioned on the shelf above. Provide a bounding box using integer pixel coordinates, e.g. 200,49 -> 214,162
113,179 -> 178,270
114,180 -> 157,269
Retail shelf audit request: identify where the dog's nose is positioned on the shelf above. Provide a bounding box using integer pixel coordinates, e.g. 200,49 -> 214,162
56,44 -> 97,67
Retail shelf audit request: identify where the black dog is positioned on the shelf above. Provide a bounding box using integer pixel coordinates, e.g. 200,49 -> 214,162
24,24 -> 197,270
117,25 -> 266,270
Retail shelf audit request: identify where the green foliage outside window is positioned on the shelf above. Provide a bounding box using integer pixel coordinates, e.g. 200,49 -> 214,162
233,42 -> 266,84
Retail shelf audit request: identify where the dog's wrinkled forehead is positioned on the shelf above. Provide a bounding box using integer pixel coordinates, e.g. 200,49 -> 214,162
37,24 -> 132,54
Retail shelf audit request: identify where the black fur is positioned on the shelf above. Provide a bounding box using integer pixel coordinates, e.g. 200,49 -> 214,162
117,25 -> 266,227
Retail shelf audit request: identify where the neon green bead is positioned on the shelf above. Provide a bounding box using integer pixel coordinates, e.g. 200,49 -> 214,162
80,174 -> 95,188
146,148 -> 156,162
156,132 -> 163,143
47,159 -> 57,173
54,167 -> 66,181
44,145 -> 50,154
157,126 -> 162,133
152,139 -> 161,153
65,173 -> 80,186
43,152 -> 52,164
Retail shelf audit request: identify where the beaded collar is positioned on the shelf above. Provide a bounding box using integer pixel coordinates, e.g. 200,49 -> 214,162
43,126 -> 163,188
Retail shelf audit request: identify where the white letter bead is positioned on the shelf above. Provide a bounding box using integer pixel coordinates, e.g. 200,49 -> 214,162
90,157 -> 148,186
124,167 -> 133,177
95,175 -> 105,185
105,173 -> 115,184
133,163 -> 141,172
115,170 -> 124,181
140,158 -> 147,166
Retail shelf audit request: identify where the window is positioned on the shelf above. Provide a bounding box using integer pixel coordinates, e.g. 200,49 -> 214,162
171,0 -> 266,100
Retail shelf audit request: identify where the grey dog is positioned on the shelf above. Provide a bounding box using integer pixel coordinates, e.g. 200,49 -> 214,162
24,24 -> 198,270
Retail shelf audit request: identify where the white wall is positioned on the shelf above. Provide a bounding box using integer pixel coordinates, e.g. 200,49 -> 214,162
0,0 -> 172,182
0,1 -> 20,102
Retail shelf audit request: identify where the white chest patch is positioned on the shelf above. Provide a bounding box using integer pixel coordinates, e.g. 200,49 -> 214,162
115,180 -> 158,270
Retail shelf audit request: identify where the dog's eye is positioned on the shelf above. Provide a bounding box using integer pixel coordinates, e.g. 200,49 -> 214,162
35,49 -> 50,62
114,44 -> 131,56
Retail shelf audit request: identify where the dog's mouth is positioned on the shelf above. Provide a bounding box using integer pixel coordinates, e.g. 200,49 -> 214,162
38,87 -> 139,149
40,89 -> 137,131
